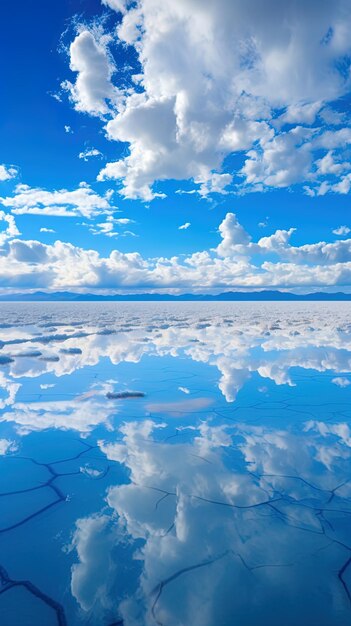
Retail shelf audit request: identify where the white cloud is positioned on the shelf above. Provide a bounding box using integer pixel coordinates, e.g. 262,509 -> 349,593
78,148 -> 102,161
216,213 -> 351,266
257,228 -> 296,253
114,218 -> 134,225
0,183 -> 115,219
89,221 -> 118,237
68,409 -> 351,625
70,515 -> 119,612
63,29 -> 118,116
315,151 -> 348,176
333,225 -> 350,236
101,0 -> 130,13
58,1 -> 351,198
0,210 -> 20,245
0,439 -> 18,455
275,101 -> 323,127
0,165 -> 18,182
178,386 -> 190,394
64,125 -> 73,133
179,222 -> 191,230
40,227 -> 56,234
0,212 -> 350,289
196,173 -> 233,197
0,371 -> 21,409
87,215 -> 136,238
2,395 -> 115,434
216,213 -> 251,257
240,126 -> 315,189
331,376 -> 350,387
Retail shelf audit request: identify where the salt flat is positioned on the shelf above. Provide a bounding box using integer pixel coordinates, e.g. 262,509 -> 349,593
0,302 -> 350,626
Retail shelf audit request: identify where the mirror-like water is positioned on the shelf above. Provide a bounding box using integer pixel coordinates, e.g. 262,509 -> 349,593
0,302 -> 351,626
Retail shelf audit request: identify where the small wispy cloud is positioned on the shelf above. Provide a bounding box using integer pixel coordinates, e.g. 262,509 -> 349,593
0,165 -> 18,182
87,215 -> 136,238
179,222 -> 191,230
78,148 -> 102,161
331,377 -> 350,387
258,217 -> 269,228
333,225 -> 350,236
178,386 -> 190,394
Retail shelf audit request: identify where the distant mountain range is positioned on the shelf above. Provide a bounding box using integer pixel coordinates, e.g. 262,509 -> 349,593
0,291 -> 350,301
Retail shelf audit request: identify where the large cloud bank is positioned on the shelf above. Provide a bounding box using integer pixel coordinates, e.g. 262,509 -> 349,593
62,0 -> 351,199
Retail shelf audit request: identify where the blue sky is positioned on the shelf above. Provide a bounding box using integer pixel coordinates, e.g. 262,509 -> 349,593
1,0 -> 351,292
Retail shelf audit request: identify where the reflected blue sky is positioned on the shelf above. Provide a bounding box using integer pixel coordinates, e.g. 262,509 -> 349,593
0,303 -> 351,625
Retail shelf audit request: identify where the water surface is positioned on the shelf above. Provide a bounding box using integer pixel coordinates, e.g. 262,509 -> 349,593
0,302 -> 351,625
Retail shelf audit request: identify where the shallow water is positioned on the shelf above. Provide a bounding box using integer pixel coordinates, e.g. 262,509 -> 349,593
0,301 -> 351,625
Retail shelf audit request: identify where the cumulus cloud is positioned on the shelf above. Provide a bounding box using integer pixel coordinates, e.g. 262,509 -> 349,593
70,515 -> 120,612
196,173 -> 233,197
101,0 -> 130,13
0,183 -> 115,219
0,212 -> 350,290
240,126 -> 320,190
67,410 -> 351,625
62,29 -> 119,116
178,222 -> 191,230
58,0 -> 351,198
2,395 -> 115,434
0,210 -> 20,245
275,101 -> 323,128
216,213 -> 351,266
216,213 -> 251,257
